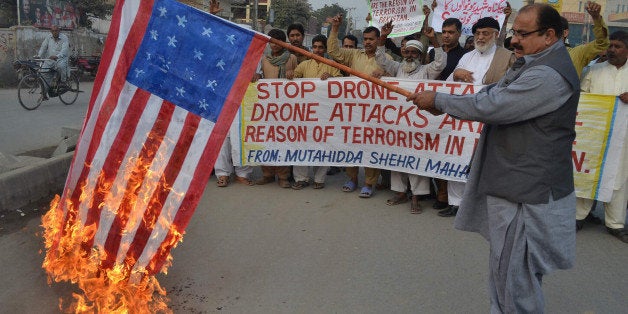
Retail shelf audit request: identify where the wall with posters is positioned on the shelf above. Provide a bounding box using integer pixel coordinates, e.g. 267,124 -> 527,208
20,0 -> 79,30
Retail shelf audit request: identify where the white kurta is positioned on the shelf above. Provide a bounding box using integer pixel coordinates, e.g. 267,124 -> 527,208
446,45 -> 498,206
447,44 -> 497,84
577,61 -> 628,228
38,33 -> 70,81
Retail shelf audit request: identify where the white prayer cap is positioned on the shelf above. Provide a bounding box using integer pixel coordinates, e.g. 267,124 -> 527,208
405,40 -> 424,54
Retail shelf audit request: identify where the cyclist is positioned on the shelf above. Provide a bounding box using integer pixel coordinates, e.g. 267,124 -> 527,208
36,25 -> 69,84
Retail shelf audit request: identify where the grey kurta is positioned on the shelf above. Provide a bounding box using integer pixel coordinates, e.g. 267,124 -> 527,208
433,40 -> 579,312
434,41 -> 574,247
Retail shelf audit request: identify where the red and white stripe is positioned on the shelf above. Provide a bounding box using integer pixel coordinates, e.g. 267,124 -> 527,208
54,0 -> 268,275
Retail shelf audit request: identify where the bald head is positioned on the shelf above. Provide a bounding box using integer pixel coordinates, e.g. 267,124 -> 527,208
50,25 -> 60,39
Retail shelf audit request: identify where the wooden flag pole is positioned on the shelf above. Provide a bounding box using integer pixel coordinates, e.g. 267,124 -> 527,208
267,37 -> 413,98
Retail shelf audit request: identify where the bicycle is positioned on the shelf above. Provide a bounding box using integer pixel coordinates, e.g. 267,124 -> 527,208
16,58 -> 80,110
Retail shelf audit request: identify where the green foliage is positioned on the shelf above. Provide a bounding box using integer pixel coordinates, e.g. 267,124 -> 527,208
311,4 -> 348,38
70,0 -> 114,28
270,0 -> 312,29
0,0 -> 17,27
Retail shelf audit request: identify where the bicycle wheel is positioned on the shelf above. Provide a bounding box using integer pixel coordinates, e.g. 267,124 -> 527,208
59,73 -> 80,105
18,74 -> 45,110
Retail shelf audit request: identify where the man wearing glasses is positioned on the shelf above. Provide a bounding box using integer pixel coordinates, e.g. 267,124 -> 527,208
407,4 -> 579,313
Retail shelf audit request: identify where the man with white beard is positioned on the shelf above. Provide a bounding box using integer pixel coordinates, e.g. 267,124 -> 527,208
375,22 -> 447,213
376,21 -> 446,80
438,17 -> 515,217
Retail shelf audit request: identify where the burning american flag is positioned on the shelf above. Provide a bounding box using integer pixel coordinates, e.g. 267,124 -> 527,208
41,0 -> 267,311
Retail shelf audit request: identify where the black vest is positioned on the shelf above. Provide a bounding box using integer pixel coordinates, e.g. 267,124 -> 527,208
477,43 -> 580,204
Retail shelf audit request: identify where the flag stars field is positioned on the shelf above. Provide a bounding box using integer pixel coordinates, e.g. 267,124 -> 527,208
127,0 -> 267,121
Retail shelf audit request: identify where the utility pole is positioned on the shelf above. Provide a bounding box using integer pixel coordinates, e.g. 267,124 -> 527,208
345,7 -> 355,32
17,0 -> 21,26
253,0 -> 258,31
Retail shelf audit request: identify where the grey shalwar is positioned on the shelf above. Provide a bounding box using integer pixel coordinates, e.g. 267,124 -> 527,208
433,41 -> 580,313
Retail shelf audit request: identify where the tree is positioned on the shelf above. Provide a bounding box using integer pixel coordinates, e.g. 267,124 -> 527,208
0,0 -> 17,27
270,0 -> 312,29
71,0 -> 114,28
311,4 -> 348,38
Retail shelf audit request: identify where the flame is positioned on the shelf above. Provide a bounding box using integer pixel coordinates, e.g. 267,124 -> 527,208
41,148 -> 185,313
41,194 -> 171,313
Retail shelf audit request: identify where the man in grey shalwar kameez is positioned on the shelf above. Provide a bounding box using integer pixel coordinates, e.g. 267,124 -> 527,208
407,4 -> 579,313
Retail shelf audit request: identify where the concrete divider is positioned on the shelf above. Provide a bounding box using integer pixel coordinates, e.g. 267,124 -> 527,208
0,151 -> 73,211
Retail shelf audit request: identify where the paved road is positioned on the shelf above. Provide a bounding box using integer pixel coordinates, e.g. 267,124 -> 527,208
0,83 -> 627,313
1,173 -> 627,313
0,82 -> 91,155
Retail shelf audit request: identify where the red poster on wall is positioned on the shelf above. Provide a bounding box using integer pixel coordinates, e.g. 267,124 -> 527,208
21,0 -> 79,29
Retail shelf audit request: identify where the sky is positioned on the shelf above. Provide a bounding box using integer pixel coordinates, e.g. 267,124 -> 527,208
309,0 -> 371,30
309,0 -> 525,31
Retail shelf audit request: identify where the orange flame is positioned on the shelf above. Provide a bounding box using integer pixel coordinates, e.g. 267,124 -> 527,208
41,194 -> 171,313
41,148 -> 185,313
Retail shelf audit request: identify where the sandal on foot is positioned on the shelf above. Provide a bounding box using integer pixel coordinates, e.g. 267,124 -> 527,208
278,179 -> 291,188
410,197 -> 423,214
216,176 -> 230,187
359,186 -> 374,198
386,194 -> 409,206
342,180 -> 357,192
234,176 -> 255,186
292,180 -> 310,190
313,182 -> 325,189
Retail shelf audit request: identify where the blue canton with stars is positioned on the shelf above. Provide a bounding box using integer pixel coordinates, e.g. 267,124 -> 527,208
128,0 -> 258,122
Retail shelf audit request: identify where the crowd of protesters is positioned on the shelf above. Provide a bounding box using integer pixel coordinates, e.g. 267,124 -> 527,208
214,2 -> 627,246
208,1 -> 626,311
